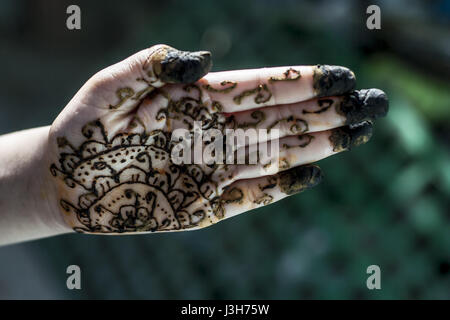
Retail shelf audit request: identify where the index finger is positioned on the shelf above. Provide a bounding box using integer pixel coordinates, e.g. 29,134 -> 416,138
199,65 -> 356,113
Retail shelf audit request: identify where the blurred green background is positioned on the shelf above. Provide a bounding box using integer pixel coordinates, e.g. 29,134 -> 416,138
0,0 -> 449,299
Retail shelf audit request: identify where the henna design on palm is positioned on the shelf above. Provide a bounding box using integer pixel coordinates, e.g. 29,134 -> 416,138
48,44 -> 388,234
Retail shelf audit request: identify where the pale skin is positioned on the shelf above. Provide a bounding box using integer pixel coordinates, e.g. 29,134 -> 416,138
0,45 -> 388,245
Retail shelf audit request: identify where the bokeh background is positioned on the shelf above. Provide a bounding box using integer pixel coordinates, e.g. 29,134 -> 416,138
0,0 -> 449,299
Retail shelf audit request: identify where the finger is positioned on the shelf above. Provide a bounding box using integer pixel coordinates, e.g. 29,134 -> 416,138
112,44 -> 212,86
147,45 -> 212,84
88,45 -> 212,114
227,89 -> 388,139
216,164 -> 323,220
199,65 -> 355,113
224,122 -> 373,183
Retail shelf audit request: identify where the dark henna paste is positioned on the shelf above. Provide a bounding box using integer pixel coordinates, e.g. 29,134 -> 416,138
313,65 -> 356,97
154,47 -> 212,84
337,89 -> 389,125
278,165 -> 323,195
329,122 -> 373,152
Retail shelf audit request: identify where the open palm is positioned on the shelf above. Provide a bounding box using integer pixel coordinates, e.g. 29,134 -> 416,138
47,45 -> 388,234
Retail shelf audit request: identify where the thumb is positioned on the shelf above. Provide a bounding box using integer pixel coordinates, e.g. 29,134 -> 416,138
143,44 -> 212,84
69,44 -> 212,116
51,45 -> 212,146
102,44 -> 212,87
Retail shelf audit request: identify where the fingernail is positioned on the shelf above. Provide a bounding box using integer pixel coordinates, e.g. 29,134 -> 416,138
338,89 -> 389,125
158,48 -> 212,84
329,122 -> 373,152
278,164 -> 323,195
313,65 -> 356,97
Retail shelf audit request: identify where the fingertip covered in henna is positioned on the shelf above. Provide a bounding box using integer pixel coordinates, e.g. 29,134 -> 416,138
313,65 -> 356,97
151,45 -> 212,84
278,164 -> 323,195
329,122 -> 373,152
337,88 -> 389,125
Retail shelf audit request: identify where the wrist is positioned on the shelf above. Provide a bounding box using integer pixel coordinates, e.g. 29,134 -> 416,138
0,126 -> 72,246
36,127 -> 74,234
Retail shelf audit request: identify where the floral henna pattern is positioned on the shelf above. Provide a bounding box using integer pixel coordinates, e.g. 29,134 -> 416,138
50,81 -> 234,233
203,81 -> 237,93
50,119 -> 234,233
49,62 -> 322,234
233,84 -> 272,105
268,68 -> 301,82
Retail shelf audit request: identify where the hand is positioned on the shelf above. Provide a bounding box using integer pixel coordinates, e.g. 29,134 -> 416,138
48,44 -> 388,234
